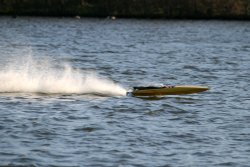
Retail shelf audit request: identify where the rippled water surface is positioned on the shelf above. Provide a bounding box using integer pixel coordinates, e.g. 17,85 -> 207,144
0,17 -> 250,167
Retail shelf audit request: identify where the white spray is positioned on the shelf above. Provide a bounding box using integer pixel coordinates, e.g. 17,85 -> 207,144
0,57 -> 127,96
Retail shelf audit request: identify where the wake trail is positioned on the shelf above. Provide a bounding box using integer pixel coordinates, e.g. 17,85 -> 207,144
0,57 -> 127,96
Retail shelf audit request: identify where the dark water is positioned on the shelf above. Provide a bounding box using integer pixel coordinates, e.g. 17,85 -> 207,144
0,17 -> 250,167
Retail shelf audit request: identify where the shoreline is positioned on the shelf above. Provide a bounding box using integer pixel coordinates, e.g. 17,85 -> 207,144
0,0 -> 250,20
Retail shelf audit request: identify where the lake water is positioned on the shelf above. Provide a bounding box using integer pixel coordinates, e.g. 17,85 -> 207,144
0,17 -> 249,167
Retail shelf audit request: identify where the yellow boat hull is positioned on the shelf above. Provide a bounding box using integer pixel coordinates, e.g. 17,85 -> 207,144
131,85 -> 209,96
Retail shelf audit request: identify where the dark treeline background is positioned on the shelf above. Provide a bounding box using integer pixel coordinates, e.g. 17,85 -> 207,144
0,0 -> 250,19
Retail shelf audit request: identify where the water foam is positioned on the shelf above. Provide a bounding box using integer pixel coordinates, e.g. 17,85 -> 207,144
0,57 -> 127,96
